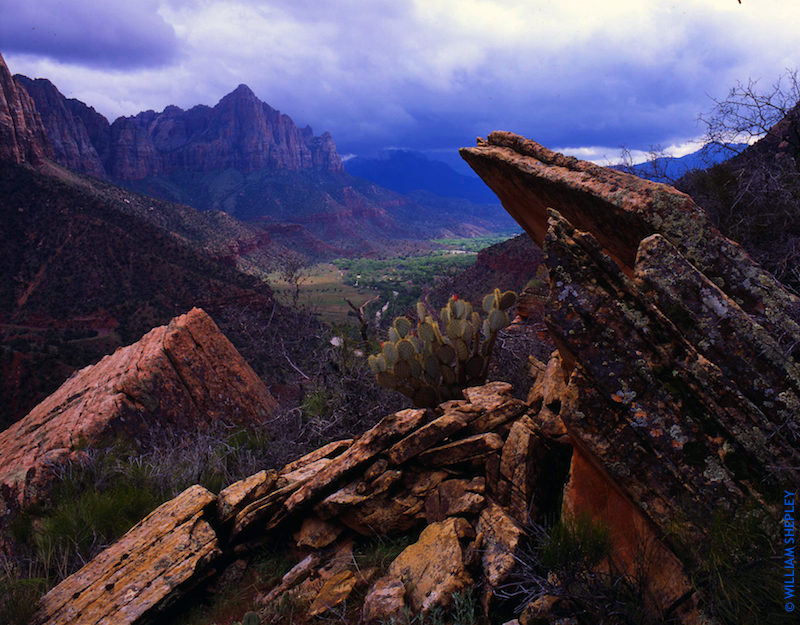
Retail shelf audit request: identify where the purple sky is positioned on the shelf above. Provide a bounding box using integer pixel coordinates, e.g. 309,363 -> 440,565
2,0 -> 798,172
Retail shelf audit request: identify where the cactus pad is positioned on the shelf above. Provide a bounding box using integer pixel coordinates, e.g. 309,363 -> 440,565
394,316 -> 412,338
397,338 -> 416,361
377,371 -> 397,389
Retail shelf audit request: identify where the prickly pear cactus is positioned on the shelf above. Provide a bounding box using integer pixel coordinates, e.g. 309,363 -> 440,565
233,612 -> 261,625
368,290 -> 516,407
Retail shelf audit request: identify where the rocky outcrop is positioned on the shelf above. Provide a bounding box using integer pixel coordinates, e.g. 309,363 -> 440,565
460,132 -> 800,351
14,75 -> 344,181
13,75 -> 107,178
31,485 -> 220,625
0,52 -> 52,165
31,381 -> 573,625
462,132 -> 800,622
0,308 -> 277,510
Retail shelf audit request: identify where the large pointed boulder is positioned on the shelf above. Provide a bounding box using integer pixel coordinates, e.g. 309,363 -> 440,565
0,308 -> 277,509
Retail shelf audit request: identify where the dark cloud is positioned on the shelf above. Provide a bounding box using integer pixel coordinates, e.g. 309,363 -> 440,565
0,0 -> 180,69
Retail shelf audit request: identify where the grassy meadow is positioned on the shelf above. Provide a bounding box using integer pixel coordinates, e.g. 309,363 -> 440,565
267,234 -> 517,326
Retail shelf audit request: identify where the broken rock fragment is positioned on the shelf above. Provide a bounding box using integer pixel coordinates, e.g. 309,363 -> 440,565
32,485 -> 220,625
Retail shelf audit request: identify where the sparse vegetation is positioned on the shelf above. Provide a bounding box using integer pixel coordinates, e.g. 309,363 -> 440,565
377,589 -> 483,625
676,70 -> 800,293
667,506 -> 789,625
499,514 -> 664,625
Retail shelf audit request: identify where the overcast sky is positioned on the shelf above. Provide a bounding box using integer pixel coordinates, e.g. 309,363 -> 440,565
2,0 -> 799,172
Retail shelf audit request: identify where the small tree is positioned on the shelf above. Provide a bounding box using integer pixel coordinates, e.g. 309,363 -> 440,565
699,70 -> 800,164
615,144 -> 678,184
676,70 -> 800,292
274,253 -> 309,313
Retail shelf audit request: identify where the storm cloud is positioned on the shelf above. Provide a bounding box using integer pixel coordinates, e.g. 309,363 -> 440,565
3,0 -> 799,168
0,0 -> 180,68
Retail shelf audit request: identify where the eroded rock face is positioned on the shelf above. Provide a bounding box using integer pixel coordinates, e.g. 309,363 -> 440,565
0,52 -> 52,165
0,308 -> 277,509
14,76 -> 107,178
462,133 -> 800,621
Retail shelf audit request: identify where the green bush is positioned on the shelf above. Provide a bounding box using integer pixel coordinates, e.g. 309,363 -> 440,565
0,563 -> 46,625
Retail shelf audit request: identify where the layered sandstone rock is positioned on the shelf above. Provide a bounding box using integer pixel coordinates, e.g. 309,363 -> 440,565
0,52 -> 52,165
0,308 -> 277,509
30,381 -> 560,624
31,485 -> 220,625
13,75 -> 107,178
462,132 -> 800,620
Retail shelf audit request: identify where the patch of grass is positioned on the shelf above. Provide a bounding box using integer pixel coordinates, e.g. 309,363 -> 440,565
355,534 -> 415,572
500,514 -> 662,625
301,387 -> 332,419
37,481 -> 161,567
0,560 -> 46,625
688,507 -> 790,625
537,513 -> 613,575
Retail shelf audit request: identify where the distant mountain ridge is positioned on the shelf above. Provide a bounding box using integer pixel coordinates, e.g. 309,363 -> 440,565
14,77 -> 343,181
618,142 -> 747,182
9,62 -> 514,244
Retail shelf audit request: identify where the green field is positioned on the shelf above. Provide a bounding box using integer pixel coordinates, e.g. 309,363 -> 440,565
269,235 -> 517,327
268,263 -> 382,325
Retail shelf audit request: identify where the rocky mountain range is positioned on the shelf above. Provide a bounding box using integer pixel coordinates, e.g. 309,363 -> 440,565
14,77 -> 343,181
4,52 -> 516,248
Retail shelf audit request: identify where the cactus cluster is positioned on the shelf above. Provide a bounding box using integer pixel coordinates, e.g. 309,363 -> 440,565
232,612 -> 260,625
368,290 -> 517,407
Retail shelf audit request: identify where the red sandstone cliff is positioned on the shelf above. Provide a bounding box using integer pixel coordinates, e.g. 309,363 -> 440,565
0,52 -> 52,165
13,75 -> 107,178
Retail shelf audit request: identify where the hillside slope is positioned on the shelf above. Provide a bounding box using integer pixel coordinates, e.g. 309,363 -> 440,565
0,159 -> 277,427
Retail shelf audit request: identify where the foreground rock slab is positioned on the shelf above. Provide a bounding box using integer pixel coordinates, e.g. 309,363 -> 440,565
0,308 -> 277,509
31,485 -> 220,625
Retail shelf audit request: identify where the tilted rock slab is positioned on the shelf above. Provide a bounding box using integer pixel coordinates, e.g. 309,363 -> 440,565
31,485 -> 220,625
30,380 -> 551,624
0,307 -> 277,508
462,133 -> 800,620
460,131 -> 800,357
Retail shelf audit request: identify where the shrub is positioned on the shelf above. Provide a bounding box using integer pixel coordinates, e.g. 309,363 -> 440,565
500,514 -> 662,625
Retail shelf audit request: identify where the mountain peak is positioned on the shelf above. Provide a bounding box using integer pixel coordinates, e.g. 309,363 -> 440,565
226,83 -> 257,101
17,72 -> 344,179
